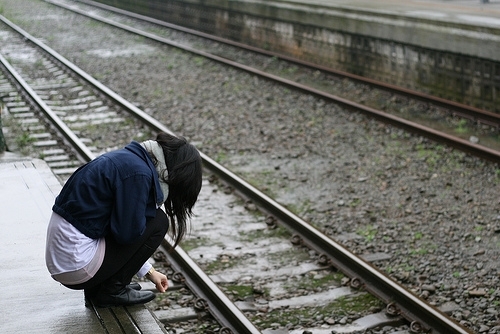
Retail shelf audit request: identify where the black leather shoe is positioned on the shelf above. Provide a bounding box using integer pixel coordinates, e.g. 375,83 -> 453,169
128,282 -> 142,291
84,285 -> 100,307
91,286 -> 155,307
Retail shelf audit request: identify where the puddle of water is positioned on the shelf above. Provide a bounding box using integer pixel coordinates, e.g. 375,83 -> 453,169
0,47 -> 38,63
406,11 -> 447,19
289,311 -> 398,334
0,31 -> 10,39
268,286 -> 354,309
459,14 -> 500,27
86,45 -> 156,58
262,280 -> 288,297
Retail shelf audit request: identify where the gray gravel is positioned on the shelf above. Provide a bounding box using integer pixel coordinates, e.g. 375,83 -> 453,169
2,1 -> 500,333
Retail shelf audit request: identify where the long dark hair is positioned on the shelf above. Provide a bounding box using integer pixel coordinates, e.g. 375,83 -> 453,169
155,132 -> 202,248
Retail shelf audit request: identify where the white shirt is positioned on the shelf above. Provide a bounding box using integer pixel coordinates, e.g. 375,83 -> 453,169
45,212 -> 151,285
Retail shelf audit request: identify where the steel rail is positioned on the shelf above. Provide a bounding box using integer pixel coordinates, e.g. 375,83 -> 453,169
200,152 -> 474,334
3,8 -> 474,333
0,15 -> 260,334
0,52 -> 95,162
72,0 -> 500,127
45,0 -> 500,163
158,238 -> 260,334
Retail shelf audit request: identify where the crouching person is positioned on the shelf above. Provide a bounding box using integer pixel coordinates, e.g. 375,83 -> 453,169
45,132 -> 202,307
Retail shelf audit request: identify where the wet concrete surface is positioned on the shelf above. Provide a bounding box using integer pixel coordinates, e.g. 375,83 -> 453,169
0,158 -> 105,333
0,157 -> 164,333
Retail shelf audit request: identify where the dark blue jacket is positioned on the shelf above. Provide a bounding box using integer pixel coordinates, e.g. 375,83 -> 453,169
52,141 -> 163,244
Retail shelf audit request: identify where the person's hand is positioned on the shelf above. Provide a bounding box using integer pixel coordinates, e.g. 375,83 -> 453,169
148,269 -> 169,293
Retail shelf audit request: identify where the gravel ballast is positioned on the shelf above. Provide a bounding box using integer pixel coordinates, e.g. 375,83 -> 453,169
1,1 -> 500,332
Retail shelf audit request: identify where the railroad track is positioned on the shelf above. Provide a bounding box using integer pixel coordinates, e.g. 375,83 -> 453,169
45,0 -> 500,163
0,16 -> 258,333
0,6 -> 479,334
